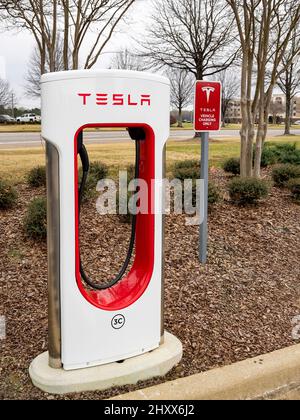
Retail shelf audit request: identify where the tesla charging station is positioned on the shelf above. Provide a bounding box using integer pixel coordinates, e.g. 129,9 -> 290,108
29,70 -> 182,393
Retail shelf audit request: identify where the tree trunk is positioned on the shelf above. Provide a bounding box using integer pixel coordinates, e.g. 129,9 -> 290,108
63,0 -> 69,70
240,121 -> 248,177
253,103 -> 265,177
177,105 -> 183,128
48,0 -> 57,72
40,47 -> 46,75
253,99 -> 266,178
246,123 -> 255,176
72,51 -> 79,70
49,51 -> 56,72
285,90 -> 291,135
193,66 -> 203,138
254,129 -> 263,178
221,99 -> 226,127
39,1 -> 46,75
253,88 -> 264,177
246,93 -> 254,177
196,67 -> 203,81
240,52 -> 250,178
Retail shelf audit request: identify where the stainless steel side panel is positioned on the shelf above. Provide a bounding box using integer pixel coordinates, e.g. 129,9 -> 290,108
46,142 -> 62,368
160,144 -> 166,344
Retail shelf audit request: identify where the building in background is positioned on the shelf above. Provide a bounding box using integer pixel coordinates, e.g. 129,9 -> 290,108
225,94 -> 300,124
225,99 -> 242,123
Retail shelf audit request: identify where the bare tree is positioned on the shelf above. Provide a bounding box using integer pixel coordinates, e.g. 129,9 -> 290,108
277,34 -> 300,135
227,0 -> 300,178
61,0 -> 136,69
0,78 -> 12,109
168,69 -> 194,127
110,48 -> 146,71
25,37 -> 65,98
0,0 -> 136,74
215,69 -> 240,126
0,1 -> 59,74
24,52 -> 41,99
139,0 -> 238,81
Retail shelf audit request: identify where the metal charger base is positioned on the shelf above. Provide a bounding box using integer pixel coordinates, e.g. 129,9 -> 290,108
29,332 -> 183,395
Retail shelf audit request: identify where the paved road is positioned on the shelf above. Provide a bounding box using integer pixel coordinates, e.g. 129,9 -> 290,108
0,129 -> 300,149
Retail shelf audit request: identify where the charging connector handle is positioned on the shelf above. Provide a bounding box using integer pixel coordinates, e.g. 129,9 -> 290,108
77,131 -> 140,290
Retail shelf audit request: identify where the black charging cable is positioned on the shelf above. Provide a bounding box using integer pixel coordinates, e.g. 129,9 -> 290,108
77,131 -> 141,290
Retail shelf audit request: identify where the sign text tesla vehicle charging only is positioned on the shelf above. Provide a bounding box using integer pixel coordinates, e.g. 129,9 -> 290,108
194,81 -> 222,264
41,70 -> 170,371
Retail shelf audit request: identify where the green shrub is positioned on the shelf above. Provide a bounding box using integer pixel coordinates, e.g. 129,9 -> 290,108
78,169 -> 98,202
116,190 -> 133,224
260,146 -> 279,167
174,160 -> 200,180
0,179 -> 18,210
275,143 -> 297,153
208,182 -> 220,205
125,164 -> 136,181
228,177 -> 269,205
77,162 -> 108,203
272,164 -> 300,187
288,178 -> 300,202
116,164 -> 138,223
89,161 -> 108,181
259,142 -> 300,167
278,149 -> 300,165
222,157 -> 240,175
172,160 -> 220,210
27,166 -> 46,188
174,159 -> 200,171
185,181 -> 221,210
24,197 -> 47,240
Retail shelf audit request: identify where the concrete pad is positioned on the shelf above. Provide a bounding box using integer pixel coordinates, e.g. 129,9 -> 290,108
29,332 -> 182,395
112,343 -> 300,400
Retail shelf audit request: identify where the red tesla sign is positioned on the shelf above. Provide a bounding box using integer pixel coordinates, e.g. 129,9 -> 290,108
194,81 -> 222,132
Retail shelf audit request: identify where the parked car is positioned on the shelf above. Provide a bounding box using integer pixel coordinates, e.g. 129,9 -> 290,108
294,120 -> 300,125
16,113 -> 41,124
0,114 -> 16,124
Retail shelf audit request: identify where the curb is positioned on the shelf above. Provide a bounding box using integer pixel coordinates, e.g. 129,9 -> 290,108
111,343 -> 300,400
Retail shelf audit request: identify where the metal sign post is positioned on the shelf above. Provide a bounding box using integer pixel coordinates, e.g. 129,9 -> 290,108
194,81 -> 222,264
199,132 -> 209,263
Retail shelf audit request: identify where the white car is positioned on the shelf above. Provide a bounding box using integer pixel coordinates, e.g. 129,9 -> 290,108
294,120 -> 300,125
16,113 -> 41,124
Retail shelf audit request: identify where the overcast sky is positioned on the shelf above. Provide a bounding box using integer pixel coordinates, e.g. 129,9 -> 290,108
0,0 -> 152,109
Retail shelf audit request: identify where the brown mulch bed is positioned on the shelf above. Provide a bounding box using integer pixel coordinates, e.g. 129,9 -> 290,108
0,169 -> 300,400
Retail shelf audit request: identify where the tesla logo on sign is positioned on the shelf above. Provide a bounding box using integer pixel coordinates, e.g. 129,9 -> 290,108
202,86 -> 215,102
194,81 -> 222,132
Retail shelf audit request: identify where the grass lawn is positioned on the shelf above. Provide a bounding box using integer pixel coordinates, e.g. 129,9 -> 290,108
171,122 -> 300,130
0,134 -> 299,183
0,124 -> 126,133
2,123 -> 300,133
0,124 -> 42,133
